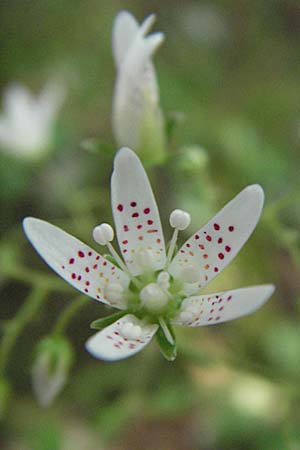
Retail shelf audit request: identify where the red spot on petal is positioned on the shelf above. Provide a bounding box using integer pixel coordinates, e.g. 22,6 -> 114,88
214,267 -> 219,272
225,245 -> 231,252
130,201 -> 137,207
71,273 -> 76,279
147,220 -> 153,225
206,235 -> 212,242
124,225 -> 129,232
218,237 -> 223,244
88,251 -> 92,256
203,254 -> 208,259
218,253 -> 224,260
85,267 -> 90,272
137,224 -> 142,229
103,261 -> 107,266
199,244 -> 205,250
93,264 -> 98,269
117,204 -> 123,212
143,208 -> 150,214
213,223 -> 220,230
69,258 -> 75,264
84,288 -> 89,293
156,238 -> 161,243
138,236 -> 143,240
122,240 -> 128,245
85,281 -> 90,286
228,225 -> 234,232
78,251 -> 85,258
77,275 -> 82,281
186,243 -> 191,248
96,255 -> 100,260
195,234 -> 199,240
227,295 -> 232,301
132,212 -> 139,218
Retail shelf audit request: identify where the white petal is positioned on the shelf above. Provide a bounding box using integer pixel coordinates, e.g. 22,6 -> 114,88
112,11 -> 139,67
111,148 -> 166,275
171,285 -> 275,326
85,314 -> 158,361
169,185 -> 264,290
23,218 -> 130,309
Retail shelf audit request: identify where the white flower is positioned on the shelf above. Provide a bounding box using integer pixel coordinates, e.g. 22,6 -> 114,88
112,11 -> 166,164
0,82 -> 65,158
23,148 -> 275,361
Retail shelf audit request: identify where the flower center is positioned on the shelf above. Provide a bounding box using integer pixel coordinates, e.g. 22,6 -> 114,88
140,282 -> 169,313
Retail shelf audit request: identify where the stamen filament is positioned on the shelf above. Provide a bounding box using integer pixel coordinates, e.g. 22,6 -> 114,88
106,242 -> 142,288
166,228 -> 178,267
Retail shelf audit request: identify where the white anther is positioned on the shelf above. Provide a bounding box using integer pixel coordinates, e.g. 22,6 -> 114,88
180,264 -> 200,283
105,283 -> 124,304
121,322 -> 142,340
93,223 -> 114,245
135,248 -> 156,271
140,283 -> 169,312
157,271 -> 170,290
169,209 -> 191,230
179,311 -> 194,322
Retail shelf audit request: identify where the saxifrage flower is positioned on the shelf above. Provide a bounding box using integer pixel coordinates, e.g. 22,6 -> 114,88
23,148 -> 274,361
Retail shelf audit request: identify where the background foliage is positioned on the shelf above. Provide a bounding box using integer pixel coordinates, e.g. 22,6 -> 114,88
1,1 -> 300,449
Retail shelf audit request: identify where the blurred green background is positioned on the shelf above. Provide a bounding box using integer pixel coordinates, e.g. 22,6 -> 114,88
1,1 -> 300,449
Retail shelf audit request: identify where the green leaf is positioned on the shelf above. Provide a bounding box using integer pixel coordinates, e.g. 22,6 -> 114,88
90,310 -> 128,330
156,325 -> 177,362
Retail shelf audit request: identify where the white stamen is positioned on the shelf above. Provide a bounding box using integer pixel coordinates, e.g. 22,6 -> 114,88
179,311 -> 194,322
166,209 -> 191,267
157,271 -> 170,290
166,228 -> 178,267
105,282 -> 125,304
140,283 -> 169,312
93,223 -> 114,245
121,322 -> 142,340
180,264 -> 201,283
135,248 -> 156,271
169,209 -> 191,231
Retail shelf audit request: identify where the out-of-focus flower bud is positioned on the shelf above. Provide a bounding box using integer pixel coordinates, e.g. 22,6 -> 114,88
31,335 -> 73,407
112,11 -> 166,166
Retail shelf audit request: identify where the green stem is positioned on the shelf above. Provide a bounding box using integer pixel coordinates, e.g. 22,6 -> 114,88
0,286 -> 48,376
52,295 -> 89,336
3,264 -> 74,293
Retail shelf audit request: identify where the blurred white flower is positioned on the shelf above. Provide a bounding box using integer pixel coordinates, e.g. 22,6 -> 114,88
0,82 -> 65,159
112,11 -> 166,164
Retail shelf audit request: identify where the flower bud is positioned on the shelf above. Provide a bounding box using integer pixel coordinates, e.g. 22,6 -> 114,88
31,336 -> 74,407
169,209 -> 191,230
93,223 -> 114,245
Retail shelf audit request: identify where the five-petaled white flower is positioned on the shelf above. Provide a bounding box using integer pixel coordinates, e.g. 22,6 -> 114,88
23,148 -> 274,362
0,82 -> 65,158
112,11 -> 166,164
